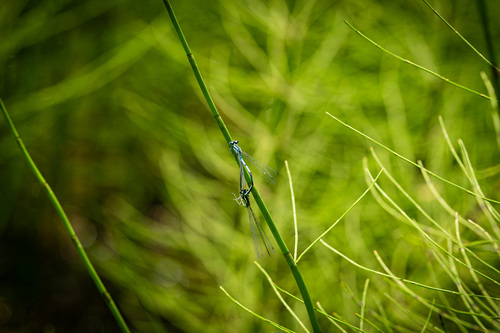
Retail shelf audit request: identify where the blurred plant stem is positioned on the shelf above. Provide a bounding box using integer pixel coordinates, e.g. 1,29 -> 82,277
161,1 -> 321,332
344,20 -> 493,102
477,0 -> 500,98
0,99 -> 131,333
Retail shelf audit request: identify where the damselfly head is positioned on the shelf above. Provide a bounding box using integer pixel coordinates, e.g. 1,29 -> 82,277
229,140 -> 239,146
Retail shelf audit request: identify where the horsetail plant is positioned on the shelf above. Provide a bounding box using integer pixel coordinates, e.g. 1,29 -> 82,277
161,1 -> 322,332
0,99 -> 131,333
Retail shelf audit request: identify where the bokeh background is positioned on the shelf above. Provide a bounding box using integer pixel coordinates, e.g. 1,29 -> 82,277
1,0 -> 499,332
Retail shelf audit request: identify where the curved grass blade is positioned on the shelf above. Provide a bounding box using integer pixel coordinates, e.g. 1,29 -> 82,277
326,112 -> 500,205
320,239 -> 500,301
296,168 -> 383,263
421,0 -> 500,72
344,20 -> 493,102
219,286 -> 296,333
0,99 -> 131,333
255,261 -> 310,333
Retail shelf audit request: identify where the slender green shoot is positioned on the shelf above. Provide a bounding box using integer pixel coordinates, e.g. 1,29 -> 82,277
480,71 -> 500,148
420,300 -> 436,333
477,0 -> 500,100
255,261 -> 310,333
438,115 -> 500,235
315,302 -> 348,333
421,0 -> 500,72
383,294 -> 446,332
296,169 -> 384,263
0,99 -> 131,333
372,299 -> 393,333
458,140 -> 500,228
326,112 -> 500,205
455,214 -> 500,327
343,20 -> 494,102
319,240 -> 500,301
285,160 -> 299,262
219,286 -> 296,333
161,1 -> 321,331
368,149 -> 454,238
360,279 -> 370,332
353,313 -> 384,333
364,165 -> 500,288
374,252 -> 481,330
419,162 -> 500,274
443,238 -> 491,331
274,285 -> 366,332
370,148 -> 500,277
340,282 -> 383,332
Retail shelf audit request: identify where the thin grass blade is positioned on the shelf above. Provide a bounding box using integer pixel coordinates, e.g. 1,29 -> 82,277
219,286 -> 296,333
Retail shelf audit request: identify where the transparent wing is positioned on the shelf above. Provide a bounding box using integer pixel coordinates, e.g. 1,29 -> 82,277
253,211 -> 274,257
247,204 -> 274,259
247,205 -> 264,260
241,151 -> 277,184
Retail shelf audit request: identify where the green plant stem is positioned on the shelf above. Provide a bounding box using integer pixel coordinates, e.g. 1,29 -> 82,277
220,287 -> 296,333
421,0 -> 499,73
161,1 -> 321,332
253,186 -> 320,332
344,20 -> 494,102
326,112 -> 500,205
284,161 -> 299,261
296,169 -> 383,263
476,0 -> 500,100
255,261 -> 310,332
0,99 -> 130,333
162,1 -> 231,144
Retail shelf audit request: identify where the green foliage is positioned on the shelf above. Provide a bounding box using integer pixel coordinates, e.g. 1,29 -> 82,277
1,0 -> 499,332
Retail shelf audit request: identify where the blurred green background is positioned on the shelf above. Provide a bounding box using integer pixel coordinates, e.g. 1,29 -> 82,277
1,0 -> 499,332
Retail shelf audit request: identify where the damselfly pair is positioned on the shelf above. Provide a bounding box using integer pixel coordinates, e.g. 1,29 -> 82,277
229,140 -> 276,259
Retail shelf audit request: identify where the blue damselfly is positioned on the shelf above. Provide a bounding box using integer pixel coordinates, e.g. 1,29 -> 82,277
229,140 -> 276,258
234,193 -> 274,259
229,140 -> 277,196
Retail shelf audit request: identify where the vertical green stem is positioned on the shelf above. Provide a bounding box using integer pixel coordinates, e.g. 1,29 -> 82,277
161,1 -> 321,332
477,0 -> 500,98
0,100 -> 131,333
252,186 -> 321,332
162,0 -> 232,144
